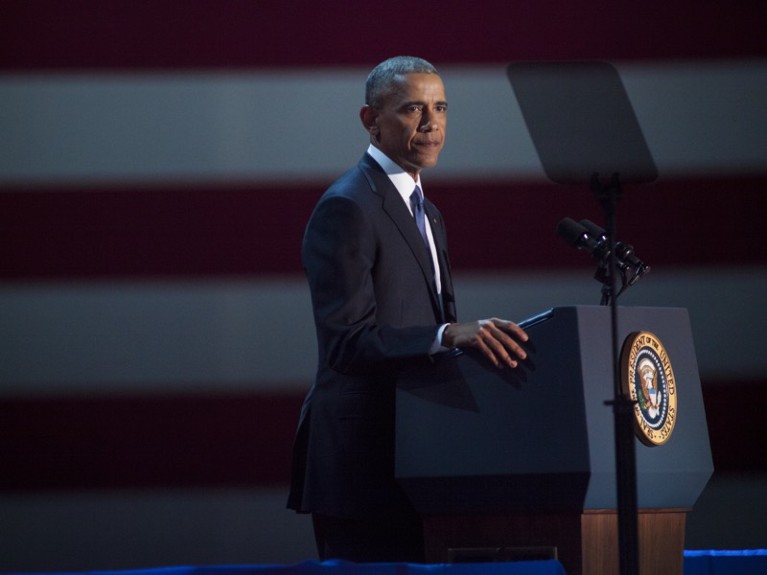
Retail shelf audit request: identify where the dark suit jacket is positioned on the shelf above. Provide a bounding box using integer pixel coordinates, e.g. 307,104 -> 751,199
288,153 -> 457,518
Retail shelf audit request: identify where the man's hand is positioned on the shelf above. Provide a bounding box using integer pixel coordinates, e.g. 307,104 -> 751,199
442,318 -> 529,368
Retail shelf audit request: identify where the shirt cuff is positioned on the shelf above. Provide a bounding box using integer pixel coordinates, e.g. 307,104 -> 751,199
429,323 -> 451,355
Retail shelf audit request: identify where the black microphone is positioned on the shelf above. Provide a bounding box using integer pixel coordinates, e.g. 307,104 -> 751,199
558,217 -> 651,282
579,219 -> 608,243
556,217 -> 610,261
614,241 -> 650,284
579,219 -> 649,281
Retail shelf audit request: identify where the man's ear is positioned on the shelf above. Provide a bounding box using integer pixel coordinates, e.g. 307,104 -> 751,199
360,105 -> 379,138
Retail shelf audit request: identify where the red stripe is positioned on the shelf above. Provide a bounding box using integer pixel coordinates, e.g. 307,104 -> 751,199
1,391 -> 305,490
1,176 -> 766,280
703,382 -> 767,473
1,1 -> 765,71
1,380 -> 764,491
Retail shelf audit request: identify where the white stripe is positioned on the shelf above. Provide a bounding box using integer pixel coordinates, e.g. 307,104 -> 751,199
1,61 -> 765,184
2,266 -> 765,396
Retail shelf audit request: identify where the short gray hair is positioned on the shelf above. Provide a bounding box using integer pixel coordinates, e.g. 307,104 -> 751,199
365,56 -> 439,108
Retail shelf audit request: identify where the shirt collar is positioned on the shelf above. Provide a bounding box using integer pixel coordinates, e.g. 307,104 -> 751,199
367,145 -> 423,210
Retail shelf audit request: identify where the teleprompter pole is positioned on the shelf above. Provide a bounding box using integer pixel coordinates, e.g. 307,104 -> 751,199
592,173 -> 639,575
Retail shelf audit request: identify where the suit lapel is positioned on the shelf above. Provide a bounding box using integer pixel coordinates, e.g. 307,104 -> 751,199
424,200 -> 457,323
359,155 -> 445,321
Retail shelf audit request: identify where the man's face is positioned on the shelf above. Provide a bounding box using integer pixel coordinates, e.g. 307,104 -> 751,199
363,73 -> 447,180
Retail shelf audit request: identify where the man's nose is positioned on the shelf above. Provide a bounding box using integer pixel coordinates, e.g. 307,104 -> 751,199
419,109 -> 436,131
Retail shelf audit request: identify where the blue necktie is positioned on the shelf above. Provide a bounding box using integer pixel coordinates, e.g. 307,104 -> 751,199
410,185 -> 429,249
410,185 -> 444,320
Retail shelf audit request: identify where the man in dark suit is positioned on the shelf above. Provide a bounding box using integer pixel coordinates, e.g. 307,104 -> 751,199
287,56 -> 529,563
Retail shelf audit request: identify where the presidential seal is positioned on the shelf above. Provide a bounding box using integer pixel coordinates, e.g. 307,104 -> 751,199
620,331 -> 678,446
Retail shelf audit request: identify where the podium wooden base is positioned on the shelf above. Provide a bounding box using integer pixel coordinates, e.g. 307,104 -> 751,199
422,509 -> 687,575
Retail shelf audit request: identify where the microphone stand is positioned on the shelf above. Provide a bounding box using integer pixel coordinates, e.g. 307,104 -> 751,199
591,173 -> 639,575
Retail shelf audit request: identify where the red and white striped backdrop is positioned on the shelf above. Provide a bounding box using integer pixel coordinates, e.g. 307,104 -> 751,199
2,1 -> 766,490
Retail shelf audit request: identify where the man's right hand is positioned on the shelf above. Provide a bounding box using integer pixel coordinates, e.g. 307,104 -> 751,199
442,318 -> 529,369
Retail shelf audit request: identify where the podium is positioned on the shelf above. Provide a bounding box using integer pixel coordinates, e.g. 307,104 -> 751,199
395,306 -> 713,575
